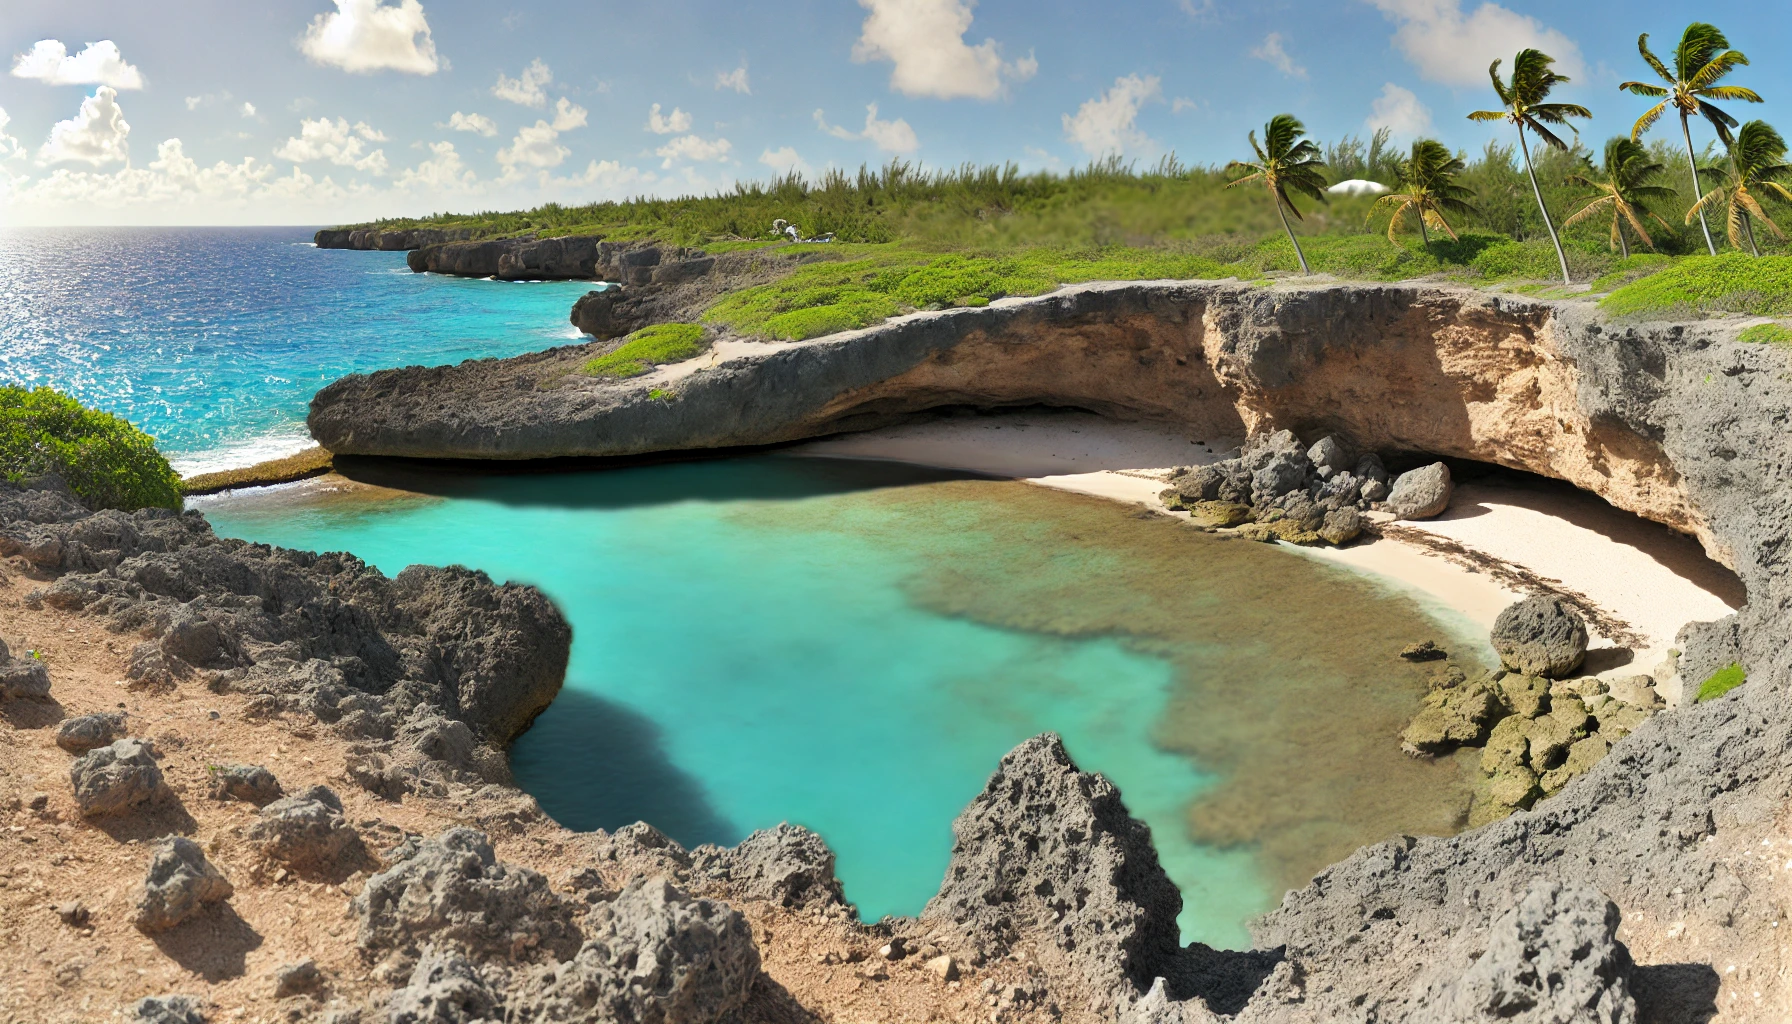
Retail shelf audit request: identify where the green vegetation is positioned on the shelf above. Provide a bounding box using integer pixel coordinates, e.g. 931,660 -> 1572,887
582,323 -> 708,378
1564,138 -> 1678,256
1696,662 -> 1747,701
1739,322 -> 1792,343
0,386 -> 182,511
1371,140 -> 1477,243
1689,120 -> 1792,255
1600,254 -> 1792,317
704,247 -> 1236,340
1470,49 -> 1593,284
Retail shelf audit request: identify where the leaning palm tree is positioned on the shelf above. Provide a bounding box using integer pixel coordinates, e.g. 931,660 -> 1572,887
1688,120 -> 1792,256
1369,139 -> 1478,245
1469,49 -> 1591,285
1226,114 -> 1329,275
1563,137 -> 1677,257
1621,24 -> 1764,256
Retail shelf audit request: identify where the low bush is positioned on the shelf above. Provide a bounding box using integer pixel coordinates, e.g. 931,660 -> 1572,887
1600,255 -> 1792,318
1696,662 -> 1747,702
582,323 -> 709,378
1739,322 -> 1792,345
0,386 -> 183,511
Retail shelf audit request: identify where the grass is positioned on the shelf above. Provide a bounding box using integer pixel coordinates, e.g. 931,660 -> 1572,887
1600,255 -> 1792,319
182,446 -> 333,495
1739,322 -> 1792,345
1696,662 -> 1747,702
1,386 -> 182,511
582,323 -> 708,378
702,246 -> 1238,341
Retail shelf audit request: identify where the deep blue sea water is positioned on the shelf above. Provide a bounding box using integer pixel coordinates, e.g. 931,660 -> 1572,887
10,228 -> 1486,949
0,227 -> 592,474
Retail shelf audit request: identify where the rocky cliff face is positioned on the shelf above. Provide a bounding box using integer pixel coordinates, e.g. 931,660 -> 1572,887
314,228 -> 475,251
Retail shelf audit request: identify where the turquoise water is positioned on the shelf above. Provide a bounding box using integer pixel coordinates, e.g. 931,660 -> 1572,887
200,457 -> 1484,950
0,227 -> 592,474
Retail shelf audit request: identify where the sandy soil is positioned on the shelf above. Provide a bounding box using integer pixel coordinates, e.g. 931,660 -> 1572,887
0,561 -> 1053,1024
796,409 -> 1743,695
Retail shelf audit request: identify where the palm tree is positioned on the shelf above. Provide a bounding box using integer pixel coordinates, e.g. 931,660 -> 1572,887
1563,138 -> 1677,258
1226,114 -> 1329,275
1369,140 -> 1478,245
1688,120 -> 1792,256
1620,24 -> 1764,256
1469,49 -> 1591,285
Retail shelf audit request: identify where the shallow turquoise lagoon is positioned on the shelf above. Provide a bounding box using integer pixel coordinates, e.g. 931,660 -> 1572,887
201,456 -> 1482,951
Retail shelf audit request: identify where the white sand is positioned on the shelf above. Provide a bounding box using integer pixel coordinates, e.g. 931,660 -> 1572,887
794,410 -> 1741,687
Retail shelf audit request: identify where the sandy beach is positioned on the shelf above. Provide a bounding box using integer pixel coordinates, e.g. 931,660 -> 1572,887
797,409 -> 1743,698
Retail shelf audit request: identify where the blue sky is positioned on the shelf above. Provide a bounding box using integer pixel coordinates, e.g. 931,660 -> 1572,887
2,0 -> 1789,225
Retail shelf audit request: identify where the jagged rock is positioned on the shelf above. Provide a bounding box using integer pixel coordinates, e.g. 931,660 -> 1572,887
521,877 -> 759,1024
1399,640 -> 1446,662
272,959 -> 324,999
1492,597 -> 1589,679
1250,449 -> 1311,505
355,827 -> 579,966
135,836 -> 233,933
1410,881 -> 1636,1024
128,995 -> 208,1024
1385,462 -> 1453,520
0,640 -> 51,699
386,947 -> 502,1024
1498,673 -> 1551,719
55,712 -> 126,753
1402,676 -> 1505,755
1353,454 -> 1391,502
922,733 -> 1182,1007
1316,470 -> 1362,507
1485,765 -> 1541,811
1480,716 -> 1530,775
1185,501 -> 1253,529
703,823 -> 847,911
1314,506 -> 1362,544
249,785 -> 363,872
1126,977 -> 1223,1024
161,605 -> 237,670
70,738 -> 168,816
1523,715 -> 1578,771
1306,436 -> 1349,479
1604,675 -> 1661,709
1592,701 -> 1652,741
209,763 -> 282,805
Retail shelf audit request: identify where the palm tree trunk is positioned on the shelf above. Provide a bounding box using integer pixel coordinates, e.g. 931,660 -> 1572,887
1419,214 -> 1431,246
1682,112 -> 1719,256
1617,215 -> 1630,259
1274,196 -> 1311,274
1744,212 -> 1760,257
1516,125 -> 1572,285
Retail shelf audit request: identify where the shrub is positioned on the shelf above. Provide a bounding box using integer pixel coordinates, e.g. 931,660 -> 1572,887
1738,322 -> 1792,345
582,323 -> 708,378
1600,254 -> 1792,318
0,386 -> 183,511
1696,662 -> 1747,702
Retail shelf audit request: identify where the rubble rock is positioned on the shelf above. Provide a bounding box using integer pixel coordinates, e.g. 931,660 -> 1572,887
248,785 -> 363,872
55,712 -> 126,753
134,837 -> 233,933
70,738 -> 168,817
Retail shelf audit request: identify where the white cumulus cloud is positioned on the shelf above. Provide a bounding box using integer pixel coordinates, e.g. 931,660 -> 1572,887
1365,0 -> 1583,86
1368,83 -> 1433,140
655,134 -> 733,168
395,140 -> 476,191
493,59 -> 551,107
41,87 -> 131,166
241,102 -> 258,118
716,62 -> 751,94
301,0 -> 440,75
551,98 -> 587,131
273,116 -> 390,174
11,40 -> 145,89
1062,74 -> 1161,158
647,104 -> 693,135
851,0 -> 1036,100
1250,33 -> 1306,79
759,146 -> 810,176
498,120 -> 570,170
813,104 -> 919,154
0,107 -> 19,158
442,111 -> 497,136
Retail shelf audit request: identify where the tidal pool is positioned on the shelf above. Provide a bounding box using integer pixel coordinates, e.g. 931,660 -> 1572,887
198,454 -> 1488,949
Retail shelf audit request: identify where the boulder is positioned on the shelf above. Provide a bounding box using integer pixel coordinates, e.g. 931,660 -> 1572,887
209,763 -> 282,805
1385,462 -> 1453,520
271,959 -> 324,999
1251,452 -> 1311,505
127,995 -> 208,1024
1354,454 -> 1391,502
160,606 -> 236,670
1492,597 -> 1589,678
1498,673 -> 1551,719
1402,677 -> 1506,756
1318,507 -> 1363,545
705,823 -> 847,911
135,836 -> 234,933
386,947 -> 502,1024
0,643 -> 51,699
922,733 -> 1182,1006
71,738 -> 168,816
521,877 -> 759,1024
1186,501 -> 1253,529
355,827 -> 580,966
1306,436 -> 1349,479
1411,880 -> 1636,1024
55,712 -> 126,753
248,785 -> 363,872
1480,716 -> 1531,775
